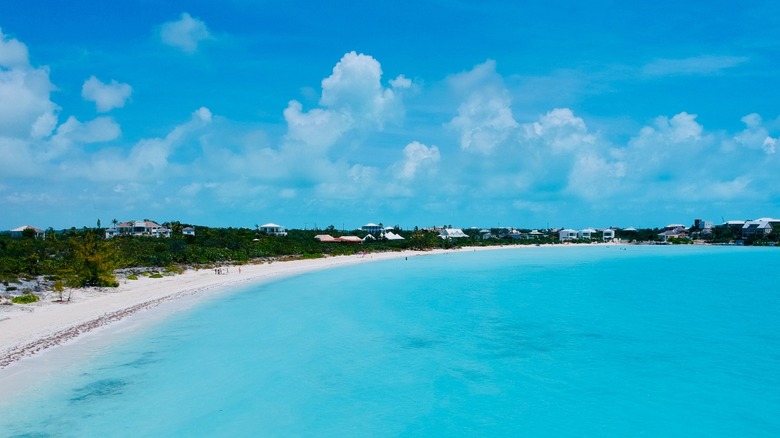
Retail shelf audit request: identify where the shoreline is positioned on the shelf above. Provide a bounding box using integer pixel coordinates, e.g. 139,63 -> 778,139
0,246 -> 524,369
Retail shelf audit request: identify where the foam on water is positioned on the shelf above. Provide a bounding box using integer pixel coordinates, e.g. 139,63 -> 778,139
2,245 -> 779,436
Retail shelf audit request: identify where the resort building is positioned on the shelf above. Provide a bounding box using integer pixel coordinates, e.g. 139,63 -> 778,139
578,228 -> 597,240
383,231 -> 405,240
183,227 -> 195,236
9,225 -> 45,239
315,234 -> 363,243
105,220 -> 171,239
361,223 -> 383,234
524,230 -> 545,240
259,223 -> 287,236
602,229 -> 616,242
559,229 -> 578,241
439,228 -> 468,239
658,226 -> 687,242
741,220 -> 773,239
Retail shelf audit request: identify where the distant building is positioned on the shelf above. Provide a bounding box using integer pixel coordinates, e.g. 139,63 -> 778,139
559,229 -> 578,241
183,227 -> 195,236
578,228 -> 597,240
361,223 -> 383,234
259,223 -> 287,236
658,227 -> 687,242
9,225 -> 45,239
383,231 -> 405,240
742,220 -> 772,239
602,229 -> 616,241
105,220 -> 170,238
439,228 -> 468,239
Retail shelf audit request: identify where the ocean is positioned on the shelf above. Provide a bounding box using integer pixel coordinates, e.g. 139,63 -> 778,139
1,245 -> 779,436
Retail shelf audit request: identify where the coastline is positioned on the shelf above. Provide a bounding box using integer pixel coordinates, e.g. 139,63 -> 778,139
0,246 -> 519,369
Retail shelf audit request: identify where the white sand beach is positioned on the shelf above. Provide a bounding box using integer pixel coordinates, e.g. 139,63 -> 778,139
0,247 -> 510,369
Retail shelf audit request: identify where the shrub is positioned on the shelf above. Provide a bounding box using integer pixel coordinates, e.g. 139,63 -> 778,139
149,273 -> 164,279
12,294 -> 39,304
6,286 -> 17,292
126,275 -> 138,280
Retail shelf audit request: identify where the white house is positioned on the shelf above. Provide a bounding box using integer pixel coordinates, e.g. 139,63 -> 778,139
9,225 -> 45,239
602,229 -> 616,241
259,223 -> 287,236
525,230 -> 545,239
439,228 -> 468,239
559,229 -> 578,241
183,227 -> 195,236
578,228 -> 597,240
112,220 -> 169,237
361,223 -> 383,234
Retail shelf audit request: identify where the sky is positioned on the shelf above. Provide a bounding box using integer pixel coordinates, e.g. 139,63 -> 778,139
1,1 -> 779,231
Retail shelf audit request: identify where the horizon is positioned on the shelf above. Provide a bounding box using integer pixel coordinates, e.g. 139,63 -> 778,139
1,2 -> 779,231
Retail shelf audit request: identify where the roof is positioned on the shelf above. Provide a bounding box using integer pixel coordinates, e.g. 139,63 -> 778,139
622,227 -> 638,231
580,228 -> 597,233
384,231 -> 405,240
559,229 -> 577,233
10,225 -> 44,233
260,223 -> 283,228
362,223 -> 379,227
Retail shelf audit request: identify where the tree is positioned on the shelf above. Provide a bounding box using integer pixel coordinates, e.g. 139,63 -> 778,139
68,232 -> 119,288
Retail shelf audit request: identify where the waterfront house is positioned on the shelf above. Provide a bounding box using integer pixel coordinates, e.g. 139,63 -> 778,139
602,229 -> 616,242
658,227 -> 687,242
742,220 -> 773,239
559,229 -> 578,241
578,228 -> 597,240
439,228 -> 468,239
259,223 -> 287,236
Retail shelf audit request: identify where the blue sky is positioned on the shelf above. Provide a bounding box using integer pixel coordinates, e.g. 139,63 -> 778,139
1,1 -> 779,231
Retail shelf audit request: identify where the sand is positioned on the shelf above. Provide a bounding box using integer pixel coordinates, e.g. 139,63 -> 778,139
0,247 -> 503,368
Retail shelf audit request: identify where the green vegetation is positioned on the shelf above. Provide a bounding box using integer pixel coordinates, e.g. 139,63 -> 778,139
12,294 -> 39,304
148,273 -> 164,279
2,222 -> 774,292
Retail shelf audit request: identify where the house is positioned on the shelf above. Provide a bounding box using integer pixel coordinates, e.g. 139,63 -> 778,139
658,227 -> 687,242
524,230 -> 545,239
559,229 -> 578,241
183,227 -> 195,236
578,228 -> 597,240
742,220 -> 773,239
602,229 -> 616,242
9,225 -> 45,239
439,228 -> 468,239
110,220 -> 169,238
259,223 -> 287,236
361,223 -> 383,234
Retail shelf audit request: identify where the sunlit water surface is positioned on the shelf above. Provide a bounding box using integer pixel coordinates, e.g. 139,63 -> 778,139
2,245 -> 779,436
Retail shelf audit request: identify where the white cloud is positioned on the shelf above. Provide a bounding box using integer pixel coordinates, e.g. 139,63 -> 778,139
447,60 -> 518,154
395,141 -> 440,180
160,12 -> 211,53
643,55 -> 748,76
54,116 -> 121,144
390,74 -> 412,89
0,28 -> 29,68
320,51 -> 401,129
734,113 -> 777,154
522,108 -> 595,153
0,31 -> 58,139
81,76 -> 132,112
283,52 -> 404,151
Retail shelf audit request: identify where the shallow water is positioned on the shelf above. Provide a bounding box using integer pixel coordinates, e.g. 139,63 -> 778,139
2,245 -> 779,436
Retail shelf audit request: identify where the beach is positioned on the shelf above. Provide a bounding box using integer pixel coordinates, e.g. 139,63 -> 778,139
0,247 -> 504,369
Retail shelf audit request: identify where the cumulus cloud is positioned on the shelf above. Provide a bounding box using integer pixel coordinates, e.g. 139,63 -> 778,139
0,28 -> 29,68
522,108 -> 595,153
67,107 -> 212,181
447,60 -> 518,154
0,30 -> 58,139
284,52 -> 404,150
395,141 -> 440,180
54,116 -> 121,144
82,76 -> 132,112
734,113 -> 777,154
319,51 -> 402,129
643,55 -> 748,76
160,12 -> 211,53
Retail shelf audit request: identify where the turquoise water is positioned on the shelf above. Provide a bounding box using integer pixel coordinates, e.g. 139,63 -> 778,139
2,246 -> 780,436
